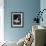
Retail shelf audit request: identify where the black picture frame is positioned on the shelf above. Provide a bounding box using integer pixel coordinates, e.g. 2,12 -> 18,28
11,12 -> 24,28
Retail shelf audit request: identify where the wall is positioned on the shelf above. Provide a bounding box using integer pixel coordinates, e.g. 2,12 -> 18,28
4,0 -> 40,42
0,0 -> 4,42
40,0 -> 46,27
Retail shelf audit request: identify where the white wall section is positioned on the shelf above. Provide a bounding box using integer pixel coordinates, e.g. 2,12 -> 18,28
0,0 -> 4,42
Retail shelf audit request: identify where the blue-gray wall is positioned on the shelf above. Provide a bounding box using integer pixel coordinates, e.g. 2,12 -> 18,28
4,0 -> 40,42
40,0 -> 46,27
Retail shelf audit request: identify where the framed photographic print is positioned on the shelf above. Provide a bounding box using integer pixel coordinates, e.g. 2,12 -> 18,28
11,12 -> 24,28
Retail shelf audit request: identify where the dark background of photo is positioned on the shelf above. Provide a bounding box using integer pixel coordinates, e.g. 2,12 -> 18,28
13,14 -> 21,25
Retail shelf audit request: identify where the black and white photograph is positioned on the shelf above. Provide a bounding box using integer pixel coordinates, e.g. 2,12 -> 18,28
11,12 -> 24,27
